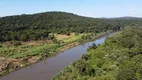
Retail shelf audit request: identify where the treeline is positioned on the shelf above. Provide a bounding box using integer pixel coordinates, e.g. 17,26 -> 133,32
53,27 -> 142,80
0,11 -> 142,42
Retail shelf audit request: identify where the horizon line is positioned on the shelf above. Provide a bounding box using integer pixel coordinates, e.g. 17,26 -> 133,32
0,11 -> 142,19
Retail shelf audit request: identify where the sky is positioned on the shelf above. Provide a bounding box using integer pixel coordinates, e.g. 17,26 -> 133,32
0,0 -> 142,18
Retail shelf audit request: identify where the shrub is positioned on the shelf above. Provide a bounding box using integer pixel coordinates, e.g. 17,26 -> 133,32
0,43 -> 2,47
13,41 -> 22,47
116,69 -> 137,80
92,43 -> 97,49
88,43 -> 97,50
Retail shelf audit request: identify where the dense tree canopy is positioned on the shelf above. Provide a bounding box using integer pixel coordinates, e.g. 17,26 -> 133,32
53,28 -> 142,80
0,11 -> 142,42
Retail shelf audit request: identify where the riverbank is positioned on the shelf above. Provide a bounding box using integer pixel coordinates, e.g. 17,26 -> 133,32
0,31 -> 112,77
52,31 -> 116,80
53,28 -> 142,80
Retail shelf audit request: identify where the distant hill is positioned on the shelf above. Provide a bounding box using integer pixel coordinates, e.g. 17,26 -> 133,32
106,16 -> 142,20
119,16 -> 142,19
0,11 -> 142,42
0,11 -> 95,33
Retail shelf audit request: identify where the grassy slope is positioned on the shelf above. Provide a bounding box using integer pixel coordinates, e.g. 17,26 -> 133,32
53,28 -> 142,80
55,33 -> 87,43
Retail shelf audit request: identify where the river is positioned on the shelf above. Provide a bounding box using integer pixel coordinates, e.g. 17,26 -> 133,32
0,32 -> 114,80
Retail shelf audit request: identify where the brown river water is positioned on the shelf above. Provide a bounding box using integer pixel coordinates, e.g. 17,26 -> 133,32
0,33 -> 114,80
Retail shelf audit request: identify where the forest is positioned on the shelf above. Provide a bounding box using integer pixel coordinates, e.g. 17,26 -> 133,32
0,11 -> 142,42
1,12 -> 142,79
53,27 -> 142,80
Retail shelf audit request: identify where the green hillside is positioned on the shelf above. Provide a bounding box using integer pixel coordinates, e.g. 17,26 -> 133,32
0,11 -> 142,42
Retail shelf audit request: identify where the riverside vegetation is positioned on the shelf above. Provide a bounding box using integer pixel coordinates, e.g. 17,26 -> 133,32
53,27 -> 142,80
0,31 -> 113,76
0,11 -> 142,77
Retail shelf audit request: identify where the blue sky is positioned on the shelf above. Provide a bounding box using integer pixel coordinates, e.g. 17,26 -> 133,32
0,0 -> 142,18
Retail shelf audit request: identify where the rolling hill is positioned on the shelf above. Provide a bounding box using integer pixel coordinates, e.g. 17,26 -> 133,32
0,11 -> 142,42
